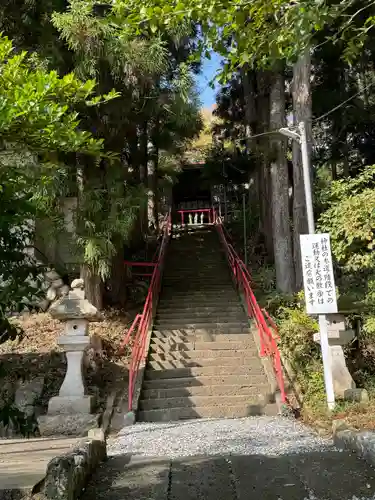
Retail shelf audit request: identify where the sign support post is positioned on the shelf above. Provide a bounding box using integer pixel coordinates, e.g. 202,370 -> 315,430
299,122 -> 336,410
279,122 -> 336,410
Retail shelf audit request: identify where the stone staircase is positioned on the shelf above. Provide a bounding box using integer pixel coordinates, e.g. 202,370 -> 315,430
138,226 -> 278,422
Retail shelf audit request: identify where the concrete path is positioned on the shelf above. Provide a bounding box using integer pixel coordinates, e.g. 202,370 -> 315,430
81,417 -> 375,500
0,437 -> 78,496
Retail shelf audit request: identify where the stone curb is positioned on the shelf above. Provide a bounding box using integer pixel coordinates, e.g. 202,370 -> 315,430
236,291 -> 281,408
279,354 -> 304,407
34,438 -> 106,500
116,271 -> 166,429
333,419 -> 375,467
87,392 -> 117,441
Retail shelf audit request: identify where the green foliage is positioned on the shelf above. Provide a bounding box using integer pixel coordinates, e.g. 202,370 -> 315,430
318,165 -> 375,270
77,180 -> 144,279
0,33 -> 106,340
277,294 -> 319,369
0,36 -> 105,154
111,0 -> 375,82
302,367 -> 327,409
0,173 -> 44,342
274,293 -> 327,410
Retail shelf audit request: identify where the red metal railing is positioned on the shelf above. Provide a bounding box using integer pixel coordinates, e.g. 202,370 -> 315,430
214,213 -> 287,403
123,261 -> 157,278
178,208 -> 214,226
119,211 -> 172,411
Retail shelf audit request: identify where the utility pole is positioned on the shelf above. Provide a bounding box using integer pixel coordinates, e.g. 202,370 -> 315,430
299,121 -> 335,410
279,122 -> 335,410
242,192 -> 248,267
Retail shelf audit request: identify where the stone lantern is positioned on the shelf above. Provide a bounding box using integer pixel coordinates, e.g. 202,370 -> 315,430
38,280 -> 102,435
313,313 -> 367,401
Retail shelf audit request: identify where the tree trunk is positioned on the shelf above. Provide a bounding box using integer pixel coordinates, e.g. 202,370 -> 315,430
108,245 -> 127,307
138,121 -> 148,236
331,161 -> 338,180
242,68 -> 257,145
80,263 -> 103,310
147,143 -> 158,232
139,122 -> 148,184
76,154 -> 104,309
269,71 -> 295,293
292,48 -> 311,290
148,115 -> 160,233
256,71 -> 274,261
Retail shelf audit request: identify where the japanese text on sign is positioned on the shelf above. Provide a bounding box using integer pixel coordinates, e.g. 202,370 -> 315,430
300,233 -> 338,315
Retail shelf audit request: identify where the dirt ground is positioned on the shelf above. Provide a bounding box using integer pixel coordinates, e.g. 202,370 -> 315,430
0,309 -> 136,414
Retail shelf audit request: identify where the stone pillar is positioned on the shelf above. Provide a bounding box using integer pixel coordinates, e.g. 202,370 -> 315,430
313,314 -> 356,399
38,280 -> 102,436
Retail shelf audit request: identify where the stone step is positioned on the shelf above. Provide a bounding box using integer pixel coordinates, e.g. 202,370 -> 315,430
142,383 -> 270,399
158,297 -> 240,305
139,394 -> 260,411
155,313 -> 243,323
157,302 -> 243,313
156,308 -> 241,316
153,322 -> 249,331
147,357 -> 261,369
153,328 -> 250,337
163,279 -> 231,291
166,254 -> 223,259
159,290 -> 237,297
151,332 -> 254,343
149,348 -> 257,361
138,403 -> 279,422
163,269 -> 228,275
144,364 -> 264,379
157,307 -> 243,317
143,374 -> 267,389
162,284 -> 231,290
158,302 -> 241,311
150,340 -> 256,353
163,276 -> 231,282
160,287 -> 232,293
165,262 -> 225,268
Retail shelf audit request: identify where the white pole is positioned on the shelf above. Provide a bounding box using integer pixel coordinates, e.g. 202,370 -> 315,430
299,121 -> 335,410
223,184 -> 228,222
318,316 -> 336,410
243,193 -> 248,267
299,122 -> 315,234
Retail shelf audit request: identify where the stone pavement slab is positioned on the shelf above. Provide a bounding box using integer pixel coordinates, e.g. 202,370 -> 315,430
80,449 -> 375,500
170,456 -> 235,500
80,456 -> 170,500
230,454 -> 309,500
0,437 -> 78,494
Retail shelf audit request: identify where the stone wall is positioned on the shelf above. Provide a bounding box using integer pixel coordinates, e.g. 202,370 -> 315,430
39,270 -> 70,311
0,377 -> 45,438
34,197 -> 80,274
34,438 -> 107,500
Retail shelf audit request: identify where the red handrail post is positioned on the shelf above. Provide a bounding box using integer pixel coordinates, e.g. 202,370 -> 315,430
213,210 -> 287,405
118,210 -> 172,413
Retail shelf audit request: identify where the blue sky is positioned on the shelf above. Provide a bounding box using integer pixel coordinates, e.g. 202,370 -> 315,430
196,52 -> 222,108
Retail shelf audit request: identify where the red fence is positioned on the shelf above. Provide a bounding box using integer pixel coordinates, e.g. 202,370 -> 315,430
119,211 -> 172,411
123,261 -> 157,278
178,208 -> 214,226
214,214 -> 287,403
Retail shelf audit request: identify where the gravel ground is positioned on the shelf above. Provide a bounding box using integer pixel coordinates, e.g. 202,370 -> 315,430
84,417 -> 375,500
108,416 -> 333,458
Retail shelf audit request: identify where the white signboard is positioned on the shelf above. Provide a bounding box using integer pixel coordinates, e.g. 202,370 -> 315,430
300,233 -> 338,315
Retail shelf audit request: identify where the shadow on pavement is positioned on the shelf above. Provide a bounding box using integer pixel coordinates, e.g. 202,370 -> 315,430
80,449 -> 375,500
